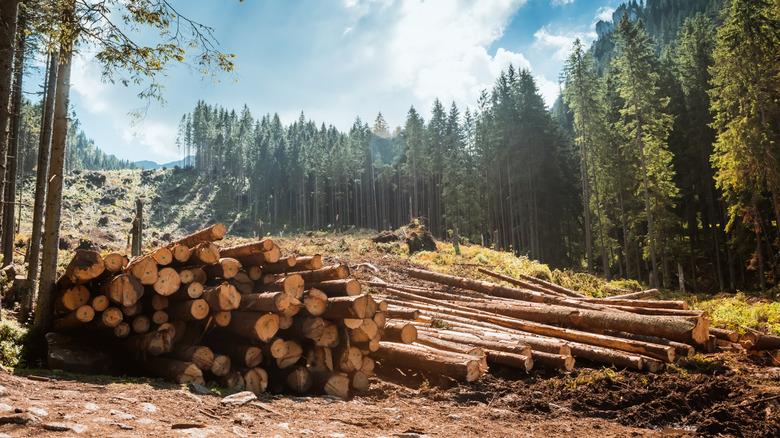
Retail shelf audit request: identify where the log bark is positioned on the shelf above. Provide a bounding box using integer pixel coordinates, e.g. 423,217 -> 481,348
375,342 -> 483,382
53,305 -> 94,331
604,288 -> 659,300
478,268 -> 569,298
218,239 -> 274,259
60,250 -> 105,285
239,291 -> 292,313
202,282 -> 241,311
296,265 -> 350,283
171,345 -> 214,371
314,279 -> 361,297
259,256 -> 297,275
383,320 -> 417,344
322,295 -> 376,320
143,357 -> 204,385
226,312 -> 280,342
168,299 -> 209,321
172,224 -> 226,248
530,351 -> 574,371
578,298 -> 689,310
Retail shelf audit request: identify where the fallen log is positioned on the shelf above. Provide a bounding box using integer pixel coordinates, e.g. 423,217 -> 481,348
167,299 -> 210,321
517,273 -> 586,298
203,258 -> 242,280
144,357 -> 204,385
103,274 -> 143,307
375,341 -> 483,382
172,224 -> 227,248
202,283 -> 241,311
219,239 -> 275,259
383,320 -> 418,344
604,288 -> 659,300
477,268 -> 569,298
314,279 -> 362,297
53,305 -> 95,331
226,312 -> 280,342
171,345 -> 214,371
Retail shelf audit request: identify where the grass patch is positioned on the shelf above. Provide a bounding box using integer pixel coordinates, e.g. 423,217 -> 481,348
0,315 -> 29,369
694,293 -> 780,335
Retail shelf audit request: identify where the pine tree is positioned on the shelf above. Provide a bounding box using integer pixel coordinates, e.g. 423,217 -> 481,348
613,14 -> 678,287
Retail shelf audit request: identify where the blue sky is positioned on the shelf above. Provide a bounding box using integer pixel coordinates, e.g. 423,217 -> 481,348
57,0 -> 620,163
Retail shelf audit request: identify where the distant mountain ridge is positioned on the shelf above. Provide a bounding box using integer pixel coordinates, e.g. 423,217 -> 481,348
133,156 -> 194,170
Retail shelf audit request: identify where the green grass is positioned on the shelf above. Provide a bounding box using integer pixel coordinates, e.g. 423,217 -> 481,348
0,314 -> 29,369
694,293 -> 780,335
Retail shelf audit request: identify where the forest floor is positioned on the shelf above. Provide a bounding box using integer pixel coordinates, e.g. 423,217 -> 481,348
2,168 -> 780,436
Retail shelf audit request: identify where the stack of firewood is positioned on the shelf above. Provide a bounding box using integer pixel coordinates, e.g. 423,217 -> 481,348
367,267 -> 775,381
51,224 -> 381,399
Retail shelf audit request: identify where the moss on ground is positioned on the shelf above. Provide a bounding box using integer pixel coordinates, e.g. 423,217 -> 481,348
0,313 -> 28,368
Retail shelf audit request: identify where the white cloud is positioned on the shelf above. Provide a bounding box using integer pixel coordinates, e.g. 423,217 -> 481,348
533,26 -> 597,61
550,0 -> 575,5
378,0 -> 529,104
596,6 -> 615,22
535,75 -> 559,107
70,52 -> 179,160
122,121 -> 179,159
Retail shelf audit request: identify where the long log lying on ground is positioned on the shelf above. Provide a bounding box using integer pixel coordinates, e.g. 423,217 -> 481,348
172,223 -> 227,248
477,268 -> 569,298
456,298 -> 708,346
386,296 -> 677,362
375,341 -> 484,382
604,288 -> 659,300
517,273 -> 587,298
405,268 -> 605,311
576,297 -> 689,310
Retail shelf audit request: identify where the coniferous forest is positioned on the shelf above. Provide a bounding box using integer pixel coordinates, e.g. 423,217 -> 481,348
172,0 -> 780,293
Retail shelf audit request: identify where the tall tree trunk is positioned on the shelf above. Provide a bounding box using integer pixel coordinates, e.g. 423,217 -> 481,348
2,11 -> 25,267
33,4 -> 76,331
25,50 -> 57,312
0,0 -> 21,252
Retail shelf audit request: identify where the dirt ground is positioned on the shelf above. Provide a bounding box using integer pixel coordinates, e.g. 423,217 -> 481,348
1,355 -> 778,437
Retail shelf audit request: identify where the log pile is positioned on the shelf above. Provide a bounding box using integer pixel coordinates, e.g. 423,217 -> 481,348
49,224 -> 382,399
365,267 -> 749,378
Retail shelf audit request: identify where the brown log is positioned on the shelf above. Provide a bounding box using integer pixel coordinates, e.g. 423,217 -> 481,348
349,319 -> 379,342
601,330 -> 694,358
286,366 -> 312,393
214,311 -> 232,327
220,371 -> 245,391
314,279 -> 361,297
91,295 -> 109,312
531,351 -> 575,371
376,342 -> 483,382
578,298 -> 689,310
389,298 -> 678,361
405,268 -> 602,310
239,291 -> 292,313
709,327 -> 740,343
168,299 -> 209,321
104,274 -> 144,307
171,282 -> 204,301
190,242 -> 220,265
125,326 -> 175,356
103,252 -> 129,273
302,288 -> 328,316
314,321 -> 340,348
414,326 -> 532,357
308,346 -> 334,372
336,345 -> 364,373
227,312 -> 280,342
385,305 -> 420,320
58,285 -> 90,311
311,371 -> 351,399
211,354 -> 231,376
264,337 -> 289,360
144,357 -> 204,385
153,267 -> 181,296
322,294 -> 376,320
360,356 -> 375,376
152,310 -> 169,325
171,243 -> 192,264
127,255 -> 158,285
100,306 -> 123,328
350,370 -> 370,392
276,340 -> 303,369
484,350 -> 534,371
278,313 -> 294,330
178,268 -> 194,285
113,322 -> 130,338
202,283 -> 241,311
601,304 -> 702,317
204,257 -> 242,280
121,302 -> 142,317
567,342 -> 663,372
219,238 -> 274,259
61,250 -> 105,284
151,247 -> 173,266
414,333 -> 488,372
604,288 -> 659,300
517,273 -> 587,298
220,344 -> 263,368
289,254 -> 323,271
131,315 -> 151,333
256,273 -> 304,298
172,224 -> 227,248
230,271 -> 254,294
53,305 -> 95,331
741,331 -> 780,351
247,266 -> 263,281
296,264 -> 350,283
477,268 -> 569,298
383,320 -> 418,344
151,294 -> 169,311
260,256 -> 297,275
373,311 -> 386,330
242,367 -> 269,394
457,299 -> 706,347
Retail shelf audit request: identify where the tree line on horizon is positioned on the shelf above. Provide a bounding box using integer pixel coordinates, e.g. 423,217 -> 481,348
175,0 -> 780,294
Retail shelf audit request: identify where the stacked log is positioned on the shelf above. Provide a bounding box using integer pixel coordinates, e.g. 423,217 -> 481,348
367,266 -> 721,374
48,225 -> 385,399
